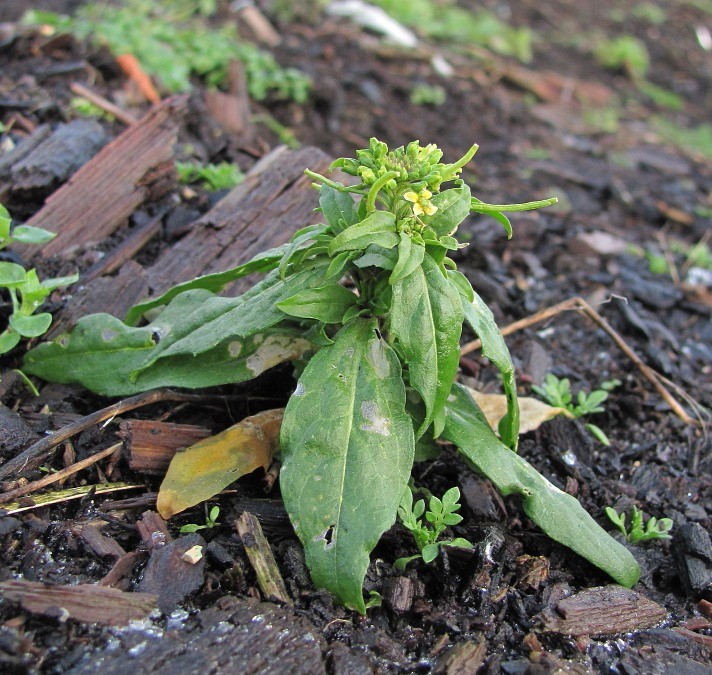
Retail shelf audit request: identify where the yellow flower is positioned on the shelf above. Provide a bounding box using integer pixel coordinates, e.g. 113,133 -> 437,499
403,189 -> 438,217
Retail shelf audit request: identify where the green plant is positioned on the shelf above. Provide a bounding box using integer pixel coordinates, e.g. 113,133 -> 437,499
395,485 -> 473,569
651,117 -> 712,160
179,505 -> 220,533
410,84 -> 446,107
23,139 -> 641,612
532,374 -> 620,445
605,505 -> 673,543
70,96 -> 115,121
176,161 -> 244,192
23,1 -> 310,102
594,35 -> 650,79
0,205 -> 78,354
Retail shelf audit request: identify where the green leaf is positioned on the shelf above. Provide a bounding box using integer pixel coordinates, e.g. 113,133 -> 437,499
0,330 -> 22,354
427,185 -> 471,237
319,185 -> 358,233
10,312 -> 52,338
461,289 -> 519,449
443,384 -> 640,588
585,423 -> 611,446
10,225 -> 57,245
390,254 -> 463,437
446,270 -> 474,303
389,233 -> 425,284
353,245 -> 398,271
278,224 -> 329,279
471,198 -> 513,238
277,284 -> 358,323
327,211 -> 398,255
40,273 -> 79,292
280,318 -> 415,613
421,543 -> 440,563
125,245 -> 288,325
0,262 -> 27,287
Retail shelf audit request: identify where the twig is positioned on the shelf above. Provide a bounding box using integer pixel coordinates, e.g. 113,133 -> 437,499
0,443 -> 121,505
0,389 -> 208,481
460,296 -> 698,426
69,82 -> 139,126
236,511 -> 292,605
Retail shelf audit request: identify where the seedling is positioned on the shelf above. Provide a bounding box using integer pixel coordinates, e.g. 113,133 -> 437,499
0,205 -> 78,354
176,161 -> 244,192
410,84 -> 446,107
532,374 -> 620,446
70,97 -> 115,121
179,505 -> 221,533
395,486 -> 473,569
605,505 -> 673,544
25,139 -> 641,612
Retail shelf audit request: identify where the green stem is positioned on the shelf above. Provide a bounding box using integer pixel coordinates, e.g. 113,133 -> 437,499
303,169 -> 367,194
471,197 -> 558,212
441,143 -> 479,182
366,171 -> 399,212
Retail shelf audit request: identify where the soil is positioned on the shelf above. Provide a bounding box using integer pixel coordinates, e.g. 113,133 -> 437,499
0,1 -> 711,673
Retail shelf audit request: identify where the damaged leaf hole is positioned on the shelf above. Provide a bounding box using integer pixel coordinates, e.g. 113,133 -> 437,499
314,525 -> 336,549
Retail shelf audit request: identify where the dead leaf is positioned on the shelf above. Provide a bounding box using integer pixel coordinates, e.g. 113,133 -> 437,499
157,409 -> 283,518
468,388 -> 573,435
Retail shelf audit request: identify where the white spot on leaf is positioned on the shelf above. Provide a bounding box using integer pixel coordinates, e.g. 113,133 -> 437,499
293,382 -> 306,397
367,338 -> 390,378
360,400 -> 391,436
228,340 -> 242,357
246,335 -> 310,375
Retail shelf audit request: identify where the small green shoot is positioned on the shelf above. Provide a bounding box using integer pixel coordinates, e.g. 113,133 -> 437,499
605,505 -> 673,544
0,204 -> 78,355
594,35 -> 649,79
176,161 -> 244,192
179,505 -> 221,533
532,374 -> 620,446
410,84 -> 446,107
70,97 -> 115,121
395,486 -> 473,570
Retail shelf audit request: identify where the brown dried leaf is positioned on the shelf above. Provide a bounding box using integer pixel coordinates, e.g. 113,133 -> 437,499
157,409 -> 283,519
468,388 -> 573,435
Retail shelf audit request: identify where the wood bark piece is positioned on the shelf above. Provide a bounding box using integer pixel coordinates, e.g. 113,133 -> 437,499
67,597 -> 325,675
136,510 -> 172,551
538,585 -> 668,637
118,419 -> 212,474
144,145 -> 330,299
236,511 -> 292,605
435,637 -> 487,675
0,579 -> 156,625
77,523 -> 127,559
22,96 -> 186,260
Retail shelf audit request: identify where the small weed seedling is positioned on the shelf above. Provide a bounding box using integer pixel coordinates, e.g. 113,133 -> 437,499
532,374 -> 620,446
179,505 -> 221,533
395,486 -> 473,569
25,139 -> 641,612
70,97 -> 115,122
605,505 -> 673,544
0,205 -> 78,354
176,161 -> 244,192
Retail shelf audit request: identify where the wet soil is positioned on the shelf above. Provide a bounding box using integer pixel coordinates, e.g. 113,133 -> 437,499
0,0 -> 710,673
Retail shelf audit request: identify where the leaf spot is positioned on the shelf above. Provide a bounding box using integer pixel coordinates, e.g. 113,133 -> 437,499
360,400 -> 391,436
314,525 -> 336,549
228,340 -> 242,357
293,382 -> 306,397
367,338 -> 390,378
102,329 -> 119,342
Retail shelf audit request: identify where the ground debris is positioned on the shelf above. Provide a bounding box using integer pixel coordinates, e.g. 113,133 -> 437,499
0,579 -> 156,625
434,636 -> 487,675
537,585 -> 668,636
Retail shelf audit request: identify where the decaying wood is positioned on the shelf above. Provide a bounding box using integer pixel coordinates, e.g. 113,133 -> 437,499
236,5 -> 282,46
0,389 -> 208,481
69,82 -> 139,126
537,585 -> 668,637
136,510 -> 172,551
236,511 -> 292,605
435,637 -> 487,675
383,576 -> 421,613
118,419 -> 212,474
203,60 -> 254,139
22,96 -> 186,259
143,145 -> 330,299
77,522 -> 127,560
0,442 -> 122,505
0,579 -> 157,626
99,551 -> 144,588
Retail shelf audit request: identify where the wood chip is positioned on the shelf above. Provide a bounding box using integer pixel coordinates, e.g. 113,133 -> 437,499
435,637 -> 487,675
136,510 -> 172,551
77,522 -> 126,560
538,585 -> 668,637
0,579 -> 156,625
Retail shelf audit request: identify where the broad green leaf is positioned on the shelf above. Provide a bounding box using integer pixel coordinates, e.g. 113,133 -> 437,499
0,204 -> 10,241
40,273 -> 79,293
0,331 -> 21,354
0,262 -> 26,287
10,312 -> 52,338
427,185 -> 471,237
278,224 -> 329,279
389,233 -> 425,284
325,251 -> 355,279
353,245 -> 398,271
442,384 -> 640,588
461,289 -> 519,450
446,270 -> 474,303
277,284 -> 358,324
157,409 -> 283,518
319,185 -> 358,233
390,254 -> 463,437
125,245 -> 289,325
24,288 -> 312,396
280,319 -> 415,613
10,225 -> 56,245
327,211 -> 398,255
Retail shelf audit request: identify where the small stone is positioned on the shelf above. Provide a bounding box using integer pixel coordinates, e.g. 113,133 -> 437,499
182,545 -> 204,565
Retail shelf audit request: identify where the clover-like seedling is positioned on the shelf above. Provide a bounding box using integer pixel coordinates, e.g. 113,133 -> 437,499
0,204 -> 78,354
605,505 -> 673,544
176,161 -> 244,192
25,138 -> 642,612
179,505 -> 221,533
395,486 -> 473,570
532,374 -> 621,445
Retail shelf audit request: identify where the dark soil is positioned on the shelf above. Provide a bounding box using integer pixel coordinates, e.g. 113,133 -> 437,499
1,1 -> 711,673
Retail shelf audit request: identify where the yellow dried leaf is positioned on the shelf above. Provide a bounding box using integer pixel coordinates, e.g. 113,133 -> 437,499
468,388 -> 573,435
157,408 -> 283,519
